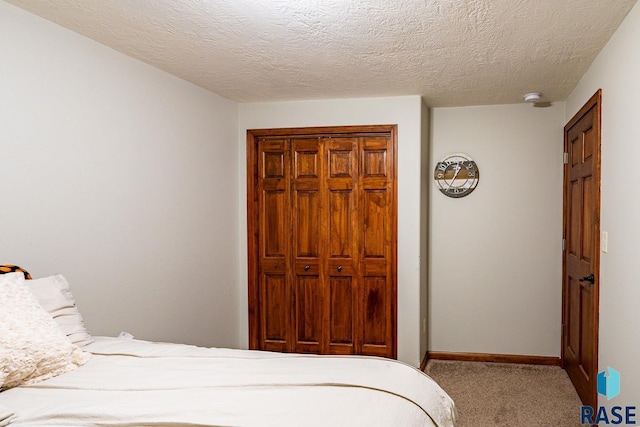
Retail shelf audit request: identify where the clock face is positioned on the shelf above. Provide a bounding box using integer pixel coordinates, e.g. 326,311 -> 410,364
434,153 -> 479,198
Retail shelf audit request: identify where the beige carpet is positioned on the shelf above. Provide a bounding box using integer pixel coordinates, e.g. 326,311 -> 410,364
425,360 -> 584,426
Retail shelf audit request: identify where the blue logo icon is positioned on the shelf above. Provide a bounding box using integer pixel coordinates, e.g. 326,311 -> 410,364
598,367 -> 621,400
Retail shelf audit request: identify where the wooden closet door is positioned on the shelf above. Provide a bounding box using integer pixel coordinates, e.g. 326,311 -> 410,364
292,137 -> 360,355
359,135 -> 396,358
256,138 -> 292,353
248,126 -> 397,359
291,138 -> 323,354
324,137 -> 359,355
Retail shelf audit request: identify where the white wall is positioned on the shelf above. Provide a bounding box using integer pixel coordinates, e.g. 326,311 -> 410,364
429,102 -> 565,357
565,1 -> 640,409
0,2 -> 241,348
237,96 -> 426,366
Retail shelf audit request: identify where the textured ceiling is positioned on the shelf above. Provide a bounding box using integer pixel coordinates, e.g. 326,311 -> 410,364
5,0 -> 637,106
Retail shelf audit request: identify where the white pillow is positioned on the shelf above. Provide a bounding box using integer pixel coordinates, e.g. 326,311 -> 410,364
27,274 -> 94,347
0,274 -> 91,390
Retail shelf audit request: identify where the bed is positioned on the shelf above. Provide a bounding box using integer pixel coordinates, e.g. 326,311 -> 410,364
0,267 -> 457,426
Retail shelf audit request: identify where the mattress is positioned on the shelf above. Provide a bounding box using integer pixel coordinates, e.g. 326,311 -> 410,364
0,337 -> 456,426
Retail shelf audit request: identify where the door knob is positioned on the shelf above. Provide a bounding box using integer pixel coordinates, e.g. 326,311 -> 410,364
337,266 -> 342,272
579,274 -> 595,284
304,265 -> 310,271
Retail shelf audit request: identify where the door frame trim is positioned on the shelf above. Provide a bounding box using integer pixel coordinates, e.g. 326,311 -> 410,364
246,125 -> 398,352
561,89 -> 602,408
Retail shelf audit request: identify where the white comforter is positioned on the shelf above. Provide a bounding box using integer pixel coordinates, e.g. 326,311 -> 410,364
0,337 -> 456,426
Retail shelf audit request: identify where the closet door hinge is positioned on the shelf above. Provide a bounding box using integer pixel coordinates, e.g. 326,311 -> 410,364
563,152 -> 569,164
562,239 -> 566,251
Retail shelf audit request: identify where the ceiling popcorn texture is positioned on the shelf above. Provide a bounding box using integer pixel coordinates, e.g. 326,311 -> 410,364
5,0 -> 637,106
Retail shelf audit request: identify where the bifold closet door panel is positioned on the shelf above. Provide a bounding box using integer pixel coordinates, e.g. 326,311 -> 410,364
359,135 -> 396,358
258,138 -> 292,353
291,138 -> 323,354
325,137 -> 359,355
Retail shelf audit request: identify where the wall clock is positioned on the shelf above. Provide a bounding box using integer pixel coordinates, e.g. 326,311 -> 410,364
434,153 -> 479,198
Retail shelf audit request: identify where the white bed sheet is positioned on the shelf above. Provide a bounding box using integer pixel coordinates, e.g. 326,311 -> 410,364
0,337 -> 456,426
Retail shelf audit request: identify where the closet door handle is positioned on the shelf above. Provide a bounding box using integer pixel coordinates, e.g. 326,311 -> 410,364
579,274 -> 594,285
304,265 -> 310,271
337,266 -> 342,272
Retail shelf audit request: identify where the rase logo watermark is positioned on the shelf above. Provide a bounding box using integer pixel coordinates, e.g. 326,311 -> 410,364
581,367 -> 636,425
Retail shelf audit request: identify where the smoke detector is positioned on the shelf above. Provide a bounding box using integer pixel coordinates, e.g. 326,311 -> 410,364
524,92 -> 542,103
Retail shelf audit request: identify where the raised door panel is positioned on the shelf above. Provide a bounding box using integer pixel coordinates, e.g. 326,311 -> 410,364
257,139 -> 291,352
328,191 -> 354,258
292,138 -> 323,353
294,191 -> 320,258
362,190 -> 387,258
362,276 -> 387,346
260,274 -> 289,352
295,275 -> 322,353
328,276 -> 355,354
262,191 -> 287,257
